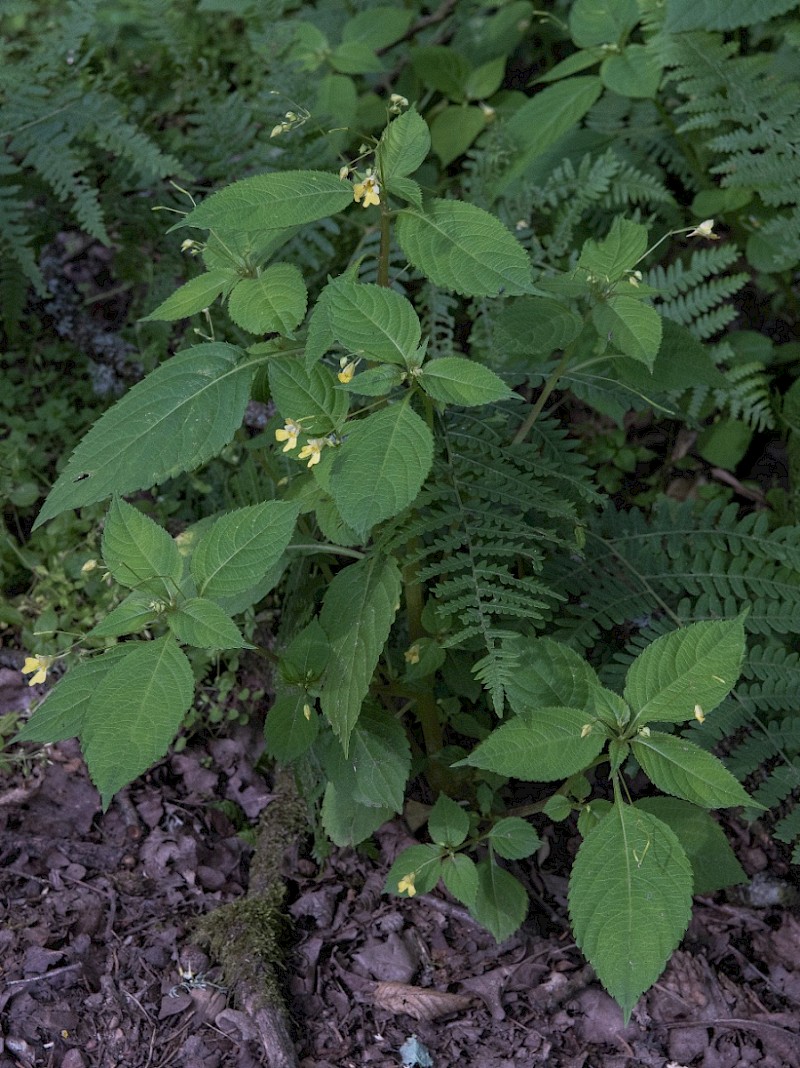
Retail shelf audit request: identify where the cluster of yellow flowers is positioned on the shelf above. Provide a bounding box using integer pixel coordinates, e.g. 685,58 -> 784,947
275,419 -> 336,468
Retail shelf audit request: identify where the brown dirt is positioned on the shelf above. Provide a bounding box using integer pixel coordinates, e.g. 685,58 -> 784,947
2,666 -> 800,1068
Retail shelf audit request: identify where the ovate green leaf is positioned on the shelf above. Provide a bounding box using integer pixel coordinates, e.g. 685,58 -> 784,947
328,404 -> 433,537
269,355 -> 349,434
459,706 -> 604,780
396,200 -> 534,298
569,0 -> 639,47
81,636 -> 194,808
327,279 -> 421,366
441,854 -> 478,907
190,501 -> 300,600
631,731 -> 756,809
625,618 -> 746,728
385,844 -> 444,897
495,297 -> 583,356
322,782 -> 394,847
377,107 -> 431,179
176,171 -> 354,233
102,497 -> 182,598
634,797 -> 746,894
319,555 -> 402,751
502,635 -> 601,715
141,268 -> 237,322
87,592 -> 159,639
601,45 -> 662,99
569,804 -> 693,1020
418,356 -> 514,406
347,705 -> 411,811
488,817 -> 541,860
593,296 -> 662,369
167,597 -> 251,649
264,691 -> 319,762
428,793 -> 470,847
579,217 -> 649,283
35,343 -> 252,528
472,859 -> 528,942
227,264 -> 307,336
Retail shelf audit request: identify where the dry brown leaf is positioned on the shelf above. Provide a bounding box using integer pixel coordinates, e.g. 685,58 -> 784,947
372,980 -> 474,1021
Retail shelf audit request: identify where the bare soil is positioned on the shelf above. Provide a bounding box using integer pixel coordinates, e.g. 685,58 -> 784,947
2,663 -> 800,1068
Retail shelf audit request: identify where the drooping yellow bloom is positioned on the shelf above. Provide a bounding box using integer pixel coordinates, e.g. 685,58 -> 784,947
275,419 -> 302,452
694,703 -> 705,723
337,359 -> 357,384
353,170 -> 381,208
398,872 -> 417,897
404,644 -> 420,665
298,437 -> 327,468
687,219 -> 718,240
22,654 -> 54,687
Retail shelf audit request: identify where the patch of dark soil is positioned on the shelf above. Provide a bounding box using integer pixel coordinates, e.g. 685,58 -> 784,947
2,663 -> 800,1067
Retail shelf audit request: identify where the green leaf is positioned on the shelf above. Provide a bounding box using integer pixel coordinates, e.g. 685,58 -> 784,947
35,343 -> 252,528
624,618 -> 746,728
428,794 -> 470,847
569,0 -> 639,47
664,0 -> 798,32
494,297 -> 583,356
385,844 -> 444,897
377,107 -> 431,179
167,597 -> 251,649
621,320 -> 727,394
327,279 -> 421,367
102,497 -> 183,599
593,296 -> 662,370
327,404 -> 434,537
190,501 -> 300,601
497,77 -> 603,197
569,803 -> 693,1020
344,365 -> 405,396
441,854 -> 478,907
341,6 -> 412,50
430,105 -> 487,167
488,817 -> 541,860
411,46 -> 471,101
280,619 -> 331,684
465,56 -> 506,100
141,268 -> 237,322
330,41 -> 383,74
87,592 -> 159,639
632,731 -> 756,809
397,200 -> 533,298
268,355 -> 349,435
695,418 -> 753,470
81,636 -> 194,808
15,646 -> 133,743
264,692 -> 319,762
227,264 -> 308,336
459,706 -> 604,781
386,176 -> 423,208
322,782 -> 394,847
601,45 -> 662,100
579,217 -> 648,283
175,171 -> 354,233
347,706 -> 411,811
319,555 -> 402,751
538,49 -> 605,83
472,859 -> 528,942
502,636 -> 601,716
418,356 -> 514,406
634,797 -> 746,894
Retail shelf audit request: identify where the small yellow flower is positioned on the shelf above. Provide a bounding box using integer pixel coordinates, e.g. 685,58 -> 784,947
390,93 -> 408,108
337,358 -> 357,384
22,654 -> 54,687
398,872 -> 417,897
628,270 -> 643,287
694,703 -> 705,724
270,124 -> 286,138
298,437 -> 327,468
303,703 -> 312,721
580,723 -> 593,738
81,558 -> 98,573
275,419 -> 302,452
687,219 -> 718,240
339,165 -> 350,180
404,644 -> 420,665
353,170 -> 381,208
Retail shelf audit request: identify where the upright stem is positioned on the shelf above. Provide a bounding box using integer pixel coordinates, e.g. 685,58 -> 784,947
378,202 -> 392,288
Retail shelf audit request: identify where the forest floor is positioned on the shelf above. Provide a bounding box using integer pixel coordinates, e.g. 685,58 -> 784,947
2,664 -> 800,1068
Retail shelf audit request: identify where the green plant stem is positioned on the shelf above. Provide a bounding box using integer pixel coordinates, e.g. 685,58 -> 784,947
511,347 -> 573,445
288,542 -> 365,560
403,555 -> 444,756
378,203 -> 392,288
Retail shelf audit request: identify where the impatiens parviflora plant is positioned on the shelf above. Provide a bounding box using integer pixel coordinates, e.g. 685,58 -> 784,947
17,104 -> 755,1020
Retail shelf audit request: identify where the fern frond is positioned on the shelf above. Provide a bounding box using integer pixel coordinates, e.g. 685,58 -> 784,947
647,244 -> 747,340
